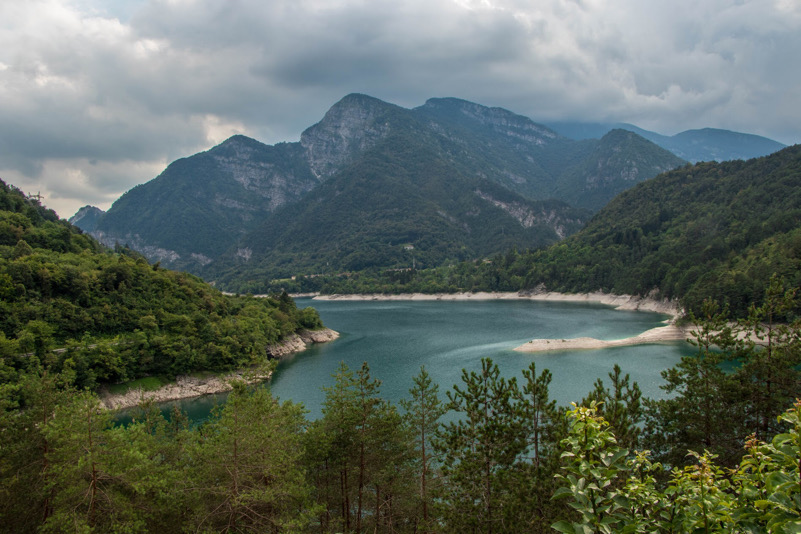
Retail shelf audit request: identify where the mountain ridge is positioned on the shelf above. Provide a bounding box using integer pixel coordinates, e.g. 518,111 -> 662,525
548,121 -> 786,162
70,94 -> 747,284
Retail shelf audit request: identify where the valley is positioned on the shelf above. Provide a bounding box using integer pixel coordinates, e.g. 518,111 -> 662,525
2,94 -> 799,533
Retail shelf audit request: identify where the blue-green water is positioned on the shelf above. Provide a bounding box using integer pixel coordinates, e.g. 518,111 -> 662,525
145,298 -> 691,422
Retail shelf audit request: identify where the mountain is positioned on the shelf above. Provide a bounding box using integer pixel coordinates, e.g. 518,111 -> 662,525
662,128 -> 787,163
550,129 -> 685,211
68,205 -> 105,233
86,134 -> 318,270
209,129 -> 589,290
80,94 -> 685,281
548,121 -> 786,163
508,144 -> 801,316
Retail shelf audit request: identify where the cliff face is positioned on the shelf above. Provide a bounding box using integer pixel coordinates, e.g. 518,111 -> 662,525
209,135 -> 319,212
89,135 -> 319,271
301,94 -> 398,179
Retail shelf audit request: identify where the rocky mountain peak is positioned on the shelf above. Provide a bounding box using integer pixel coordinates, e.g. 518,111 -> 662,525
300,93 -> 400,179
69,205 -> 105,233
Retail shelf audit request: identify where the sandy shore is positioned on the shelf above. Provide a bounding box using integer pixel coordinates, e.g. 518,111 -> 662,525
99,328 -> 339,410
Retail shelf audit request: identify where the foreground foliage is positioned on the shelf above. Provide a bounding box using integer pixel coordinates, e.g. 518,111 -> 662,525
2,299 -> 801,532
554,400 -> 801,533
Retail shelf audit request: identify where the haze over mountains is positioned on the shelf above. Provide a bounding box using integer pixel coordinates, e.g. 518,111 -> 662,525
547,122 -> 786,163
70,94 -> 784,288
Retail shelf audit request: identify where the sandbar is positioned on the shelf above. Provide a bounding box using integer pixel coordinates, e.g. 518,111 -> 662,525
513,324 -> 696,353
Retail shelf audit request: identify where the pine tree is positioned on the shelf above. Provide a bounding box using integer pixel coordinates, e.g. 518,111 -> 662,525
434,358 -> 528,533
516,363 -> 569,531
582,364 -> 643,450
187,381 -> 313,532
736,276 -> 801,440
40,389 -> 148,532
400,366 -> 447,532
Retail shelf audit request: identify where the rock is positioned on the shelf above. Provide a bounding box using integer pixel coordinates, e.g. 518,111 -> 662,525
99,328 -> 339,410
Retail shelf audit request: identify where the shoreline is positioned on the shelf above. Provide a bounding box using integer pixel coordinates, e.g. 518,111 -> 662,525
313,290 -> 681,317
314,290 -> 689,353
99,328 -> 339,410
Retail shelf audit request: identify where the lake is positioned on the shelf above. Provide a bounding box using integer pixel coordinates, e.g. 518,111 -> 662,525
154,298 -> 691,422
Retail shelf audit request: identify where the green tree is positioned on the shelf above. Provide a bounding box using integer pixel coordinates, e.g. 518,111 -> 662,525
517,363 -> 569,531
736,276 -> 801,441
553,399 -> 801,533
188,381 -> 313,532
308,361 -> 415,532
315,361 -> 359,531
582,364 -> 643,450
642,300 -> 746,467
40,389 -> 149,532
400,366 -> 447,532
0,372 -> 67,532
434,358 -> 528,533
552,402 -> 629,534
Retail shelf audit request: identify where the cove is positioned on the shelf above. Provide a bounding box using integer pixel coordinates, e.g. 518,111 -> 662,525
150,298 -> 691,423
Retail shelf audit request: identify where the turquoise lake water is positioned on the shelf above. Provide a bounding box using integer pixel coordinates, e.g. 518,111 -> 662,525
147,298 -> 691,422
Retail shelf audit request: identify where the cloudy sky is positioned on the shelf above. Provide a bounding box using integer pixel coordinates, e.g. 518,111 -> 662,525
2,0 -> 800,218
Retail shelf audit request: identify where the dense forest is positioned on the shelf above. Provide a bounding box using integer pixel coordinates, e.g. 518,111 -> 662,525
2,284 -> 800,532
0,179 -> 323,396
267,145 -> 801,318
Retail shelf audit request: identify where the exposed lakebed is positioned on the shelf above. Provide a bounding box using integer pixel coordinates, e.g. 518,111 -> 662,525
136,298 -> 691,423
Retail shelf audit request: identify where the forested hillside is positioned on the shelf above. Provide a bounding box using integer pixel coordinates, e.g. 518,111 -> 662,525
0,179 -> 323,394
514,144 -> 801,315
300,145 -> 801,317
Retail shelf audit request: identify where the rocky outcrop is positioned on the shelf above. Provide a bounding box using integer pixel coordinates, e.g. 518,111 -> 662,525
474,189 -> 584,238
266,328 -> 340,358
300,94 -> 396,179
69,205 -> 105,233
99,328 -> 339,410
98,370 -> 268,410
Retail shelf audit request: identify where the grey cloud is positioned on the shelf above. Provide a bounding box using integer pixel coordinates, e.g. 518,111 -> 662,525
0,0 -> 799,217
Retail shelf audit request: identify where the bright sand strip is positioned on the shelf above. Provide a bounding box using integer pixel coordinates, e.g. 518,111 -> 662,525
513,324 -> 696,353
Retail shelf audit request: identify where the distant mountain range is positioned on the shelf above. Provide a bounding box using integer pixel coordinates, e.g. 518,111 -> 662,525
547,122 -> 786,163
70,94 -> 783,288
